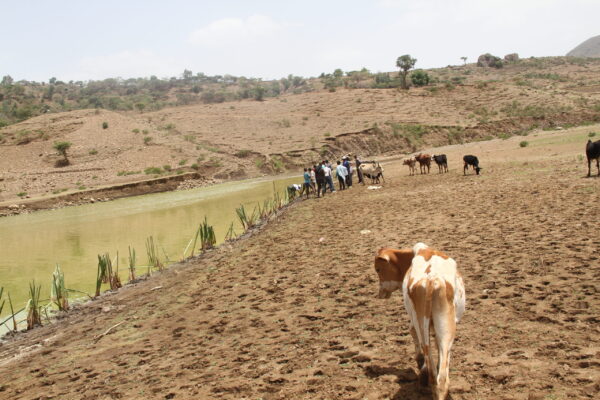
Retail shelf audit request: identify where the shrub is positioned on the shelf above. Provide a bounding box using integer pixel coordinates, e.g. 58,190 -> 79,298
234,150 -> 252,158
53,141 -> 72,165
178,159 -> 187,166
144,136 -> 152,145
102,121 -> 108,129
17,192 -> 27,197
132,128 -> 140,133
410,70 -> 430,87
190,163 -> 199,170
520,141 -> 529,147
144,167 -> 162,174
163,165 -> 172,171
589,132 -> 596,137
89,149 -> 98,155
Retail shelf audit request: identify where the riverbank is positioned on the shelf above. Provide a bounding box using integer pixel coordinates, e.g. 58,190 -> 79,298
0,127 -> 598,399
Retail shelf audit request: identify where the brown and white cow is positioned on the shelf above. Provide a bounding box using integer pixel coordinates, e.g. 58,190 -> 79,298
374,243 -> 465,400
415,153 -> 431,174
403,159 -> 416,176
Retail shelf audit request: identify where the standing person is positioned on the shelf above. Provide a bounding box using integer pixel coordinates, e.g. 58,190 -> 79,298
315,162 -> 326,197
343,157 -> 352,188
336,160 -> 347,190
322,160 -> 334,193
302,168 -> 311,198
355,155 -> 364,185
310,165 -> 317,193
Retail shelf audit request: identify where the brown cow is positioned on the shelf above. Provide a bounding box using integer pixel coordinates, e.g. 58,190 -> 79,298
403,159 -> 416,176
415,153 -> 431,174
374,244 -> 466,400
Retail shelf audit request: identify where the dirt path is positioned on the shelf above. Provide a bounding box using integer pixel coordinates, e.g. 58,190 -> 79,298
0,133 -> 599,399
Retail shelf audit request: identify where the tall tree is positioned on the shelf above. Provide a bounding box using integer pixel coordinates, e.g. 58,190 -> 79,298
396,55 -> 417,89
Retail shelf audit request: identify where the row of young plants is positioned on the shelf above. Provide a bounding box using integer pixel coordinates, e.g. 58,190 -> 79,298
0,186 -> 291,334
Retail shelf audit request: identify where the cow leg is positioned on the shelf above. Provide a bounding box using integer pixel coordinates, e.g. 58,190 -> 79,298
463,163 -> 467,175
409,325 -> 427,385
432,297 -> 456,400
596,158 -> 599,176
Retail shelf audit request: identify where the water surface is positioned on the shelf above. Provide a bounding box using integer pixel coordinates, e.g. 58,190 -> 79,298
0,175 -> 299,321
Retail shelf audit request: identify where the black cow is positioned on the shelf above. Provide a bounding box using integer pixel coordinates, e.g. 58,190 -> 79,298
586,139 -> 600,177
463,155 -> 481,175
432,154 -> 448,173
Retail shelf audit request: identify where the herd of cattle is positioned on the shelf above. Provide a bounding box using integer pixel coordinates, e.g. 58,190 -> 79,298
403,154 -> 482,176
368,140 -> 600,400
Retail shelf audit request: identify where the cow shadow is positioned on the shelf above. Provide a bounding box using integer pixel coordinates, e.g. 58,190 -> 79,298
363,364 -> 455,400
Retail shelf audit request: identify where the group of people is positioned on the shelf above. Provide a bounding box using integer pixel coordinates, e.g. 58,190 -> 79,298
300,155 -> 365,198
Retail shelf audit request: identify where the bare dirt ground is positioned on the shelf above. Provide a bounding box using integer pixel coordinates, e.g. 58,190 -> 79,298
0,126 -> 598,399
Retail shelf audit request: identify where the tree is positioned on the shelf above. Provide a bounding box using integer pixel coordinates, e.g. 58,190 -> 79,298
396,55 -> 417,89
53,141 -> 72,166
1,75 -> 13,86
460,56 -> 467,65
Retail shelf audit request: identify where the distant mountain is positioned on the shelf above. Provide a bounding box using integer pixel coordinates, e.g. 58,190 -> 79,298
567,35 -> 600,58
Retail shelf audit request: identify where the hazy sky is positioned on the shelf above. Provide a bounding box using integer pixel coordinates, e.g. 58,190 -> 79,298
1,0 -> 598,82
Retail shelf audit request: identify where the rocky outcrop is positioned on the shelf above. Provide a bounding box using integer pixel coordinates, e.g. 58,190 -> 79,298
477,53 -> 503,68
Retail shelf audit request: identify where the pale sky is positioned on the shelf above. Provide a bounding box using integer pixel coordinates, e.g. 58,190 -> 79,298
1,0 -> 599,82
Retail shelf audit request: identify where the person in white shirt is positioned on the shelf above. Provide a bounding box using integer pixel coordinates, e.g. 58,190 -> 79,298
309,166 -> 317,193
336,160 -> 348,190
322,160 -> 334,193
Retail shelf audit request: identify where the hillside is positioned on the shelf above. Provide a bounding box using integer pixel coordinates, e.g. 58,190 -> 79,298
1,126 -> 599,399
567,35 -> 600,58
1,56 -> 600,207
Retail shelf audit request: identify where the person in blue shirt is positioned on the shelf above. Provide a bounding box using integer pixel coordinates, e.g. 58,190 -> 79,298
302,168 -> 311,198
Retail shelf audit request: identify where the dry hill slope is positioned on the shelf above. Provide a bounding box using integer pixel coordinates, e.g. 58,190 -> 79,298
0,126 -> 598,399
1,57 -> 600,208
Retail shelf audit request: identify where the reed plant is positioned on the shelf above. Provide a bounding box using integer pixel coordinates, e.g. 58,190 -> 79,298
146,236 -> 163,273
225,222 -> 236,241
26,281 -> 42,330
96,253 -> 122,297
258,199 -> 272,219
50,264 -> 69,311
7,292 -> 17,331
198,217 -> 216,251
128,246 -> 136,282
236,204 -> 258,230
0,287 -> 4,316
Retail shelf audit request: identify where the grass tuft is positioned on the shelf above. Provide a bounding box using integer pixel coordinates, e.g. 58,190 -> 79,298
26,281 -> 42,330
50,264 -> 69,311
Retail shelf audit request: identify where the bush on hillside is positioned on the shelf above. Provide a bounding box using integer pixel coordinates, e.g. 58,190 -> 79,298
411,70 -> 430,87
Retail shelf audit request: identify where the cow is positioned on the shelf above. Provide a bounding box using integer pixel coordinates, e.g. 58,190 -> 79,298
374,243 -> 465,400
415,153 -> 431,174
463,155 -> 481,175
432,154 -> 448,173
360,162 -> 385,184
403,159 -> 416,176
586,139 -> 600,177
